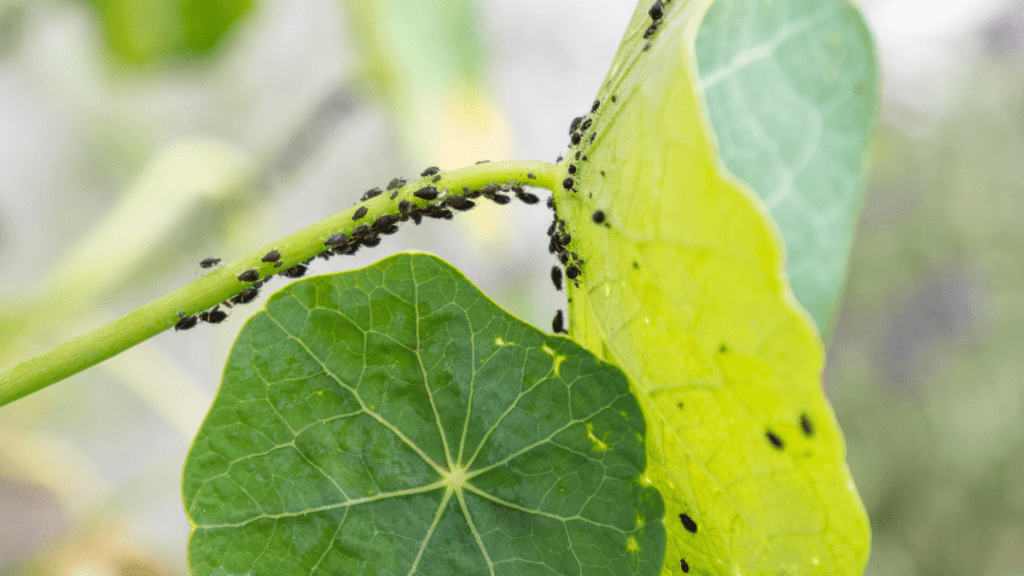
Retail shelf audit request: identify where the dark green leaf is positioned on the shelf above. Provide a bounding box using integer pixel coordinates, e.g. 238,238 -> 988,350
183,253 -> 665,575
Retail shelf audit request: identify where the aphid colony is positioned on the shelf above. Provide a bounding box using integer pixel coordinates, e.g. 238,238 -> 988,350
178,168 -> 545,331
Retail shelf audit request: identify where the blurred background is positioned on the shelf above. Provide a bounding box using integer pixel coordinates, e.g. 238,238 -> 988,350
0,0 -> 1019,574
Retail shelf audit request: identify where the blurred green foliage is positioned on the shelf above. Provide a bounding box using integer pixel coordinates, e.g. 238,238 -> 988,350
83,0 -> 254,65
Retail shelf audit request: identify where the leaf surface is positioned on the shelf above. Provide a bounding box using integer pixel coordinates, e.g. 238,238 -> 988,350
183,253 -> 665,576
695,0 -> 879,335
555,0 -> 870,573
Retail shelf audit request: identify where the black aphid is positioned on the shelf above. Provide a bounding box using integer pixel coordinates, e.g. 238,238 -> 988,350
372,214 -> 399,232
679,514 -> 697,533
546,196 -> 555,209
515,190 -> 539,204
566,265 -> 580,279
410,210 -> 423,225
575,151 -> 582,160
238,269 -> 259,282
414,186 -> 439,200
559,233 -> 571,245
283,264 -> 308,278
198,310 -> 209,322
389,191 -> 399,200
199,257 -> 221,268
568,164 -> 577,175
361,187 -> 383,201
766,430 -> 785,450
610,94 -> 617,103
548,236 -> 559,254
421,166 -> 440,177
398,200 -> 411,216
422,205 -> 453,220
800,413 -> 815,437
490,193 -> 511,205
325,233 -> 348,247
206,308 -> 227,324
680,559 -> 689,573
551,266 -> 563,291
353,206 -> 368,220
562,177 -> 574,190
352,224 -> 371,238
559,252 -> 569,264
556,155 -> 563,163
644,23 -> 658,38
552,309 -> 565,333
475,160 -> 490,164
592,210 -> 605,224
261,250 -> 281,263
463,186 -> 482,199
589,132 -> 596,143
649,0 -> 664,20
591,99 -> 600,113
387,178 -> 407,190
527,172 -> 537,179
570,116 -> 583,134
600,170 -> 607,177
174,315 -> 198,331
444,195 -> 475,211
571,133 -> 582,146
234,287 -> 258,304
643,41 -> 651,51
581,118 -> 593,131
431,174 -> 442,183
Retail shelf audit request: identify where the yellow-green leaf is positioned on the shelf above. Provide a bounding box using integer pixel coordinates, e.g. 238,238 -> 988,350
554,0 -> 870,573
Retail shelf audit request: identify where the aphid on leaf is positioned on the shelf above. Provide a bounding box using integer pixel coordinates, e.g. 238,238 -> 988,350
591,99 -> 600,113
679,559 -> 689,573
387,178 -> 406,190
238,269 -> 259,282
551,266 -> 563,290
199,257 -> 221,268
174,314 -> 198,331
649,0 -> 664,20
571,133 -> 581,146
515,189 -> 539,204
552,309 -> 565,333
361,187 -> 383,201
546,196 -> 555,209
581,118 -> 593,131
431,175 -> 442,183
476,160 -> 490,164
610,94 -> 617,103
569,116 -> 583,134
566,264 -> 580,279
562,177 -> 574,190
360,234 -> 382,247
325,233 -> 348,247
559,253 -> 569,265
568,164 -> 577,175
559,233 -> 571,246
372,214 -> 399,232
800,413 -> 815,437
410,210 -> 423,225
556,155 -> 563,163
205,308 -> 227,324
352,224 -> 370,238
589,132 -> 596,143
679,514 -> 697,533
490,193 -> 511,205
389,190 -> 399,200
766,430 -> 785,450
414,186 -> 439,201
592,210 -> 605,224
283,264 -> 308,278
233,287 -> 258,304
644,23 -> 658,38
421,166 -> 440,177
575,151 -> 581,161
444,195 -> 475,211
261,250 -> 281,263
353,206 -> 368,221
527,172 -> 537,179
399,200 -> 411,216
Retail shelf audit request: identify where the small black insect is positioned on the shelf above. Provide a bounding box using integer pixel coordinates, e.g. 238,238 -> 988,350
389,190 -> 399,200
552,309 -> 565,333
515,190 -> 539,204
644,23 -> 658,38
386,178 -> 406,190
353,206 -> 368,221
527,172 -> 537,179
800,413 -> 815,437
372,214 -> 399,232
444,195 -> 475,211
581,118 -> 593,131
206,308 -> 228,324
610,94 -> 617,103
548,236 -> 560,254
431,174 -> 442,183
643,41 -> 652,51
600,170 -> 606,177
589,132 -> 596,143
591,99 -> 600,113
766,430 -> 785,450
649,0 -> 664,20
234,287 -> 258,304
199,257 -> 221,268
325,233 -> 348,247
679,514 -> 697,534
571,133 -> 582,146
559,252 -> 569,265
352,224 -> 371,238
562,177 -> 574,190
283,264 -> 308,278
421,166 -> 440,177
567,164 -> 577,175
592,210 -> 605,224
361,187 -> 383,201
574,151 -> 582,161
261,250 -> 281,263
679,558 -> 689,573
398,200 -> 411,217
566,265 -> 580,279
569,116 -> 583,134
410,210 -> 423,225
551,266 -> 563,291
174,314 -> 198,331
475,159 -> 490,164
490,193 -> 511,205
546,196 -> 555,209
559,232 -> 571,245
413,186 -> 439,201
238,269 -> 259,282
633,261 -> 640,269
556,155 -> 563,163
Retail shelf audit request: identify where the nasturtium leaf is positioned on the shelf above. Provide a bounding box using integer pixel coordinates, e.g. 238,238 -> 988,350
183,253 -> 666,576
695,0 -> 879,336
555,0 -> 870,574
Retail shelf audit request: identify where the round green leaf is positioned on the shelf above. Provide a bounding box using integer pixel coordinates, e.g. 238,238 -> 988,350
695,0 -> 879,335
183,253 -> 665,575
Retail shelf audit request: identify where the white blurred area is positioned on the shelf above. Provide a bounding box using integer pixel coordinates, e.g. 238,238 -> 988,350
0,0 -> 1019,574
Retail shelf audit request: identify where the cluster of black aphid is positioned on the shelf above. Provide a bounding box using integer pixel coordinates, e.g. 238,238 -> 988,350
644,0 -> 665,40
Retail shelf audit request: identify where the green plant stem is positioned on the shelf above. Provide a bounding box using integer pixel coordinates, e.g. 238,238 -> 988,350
0,160 -> 560,408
